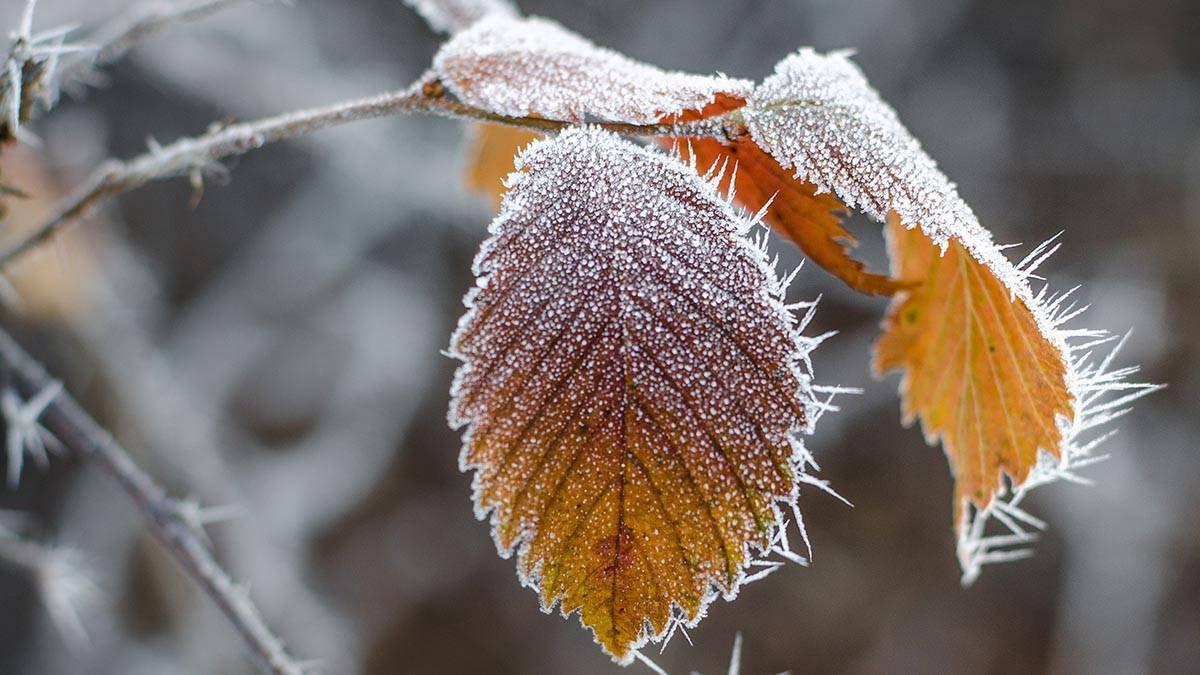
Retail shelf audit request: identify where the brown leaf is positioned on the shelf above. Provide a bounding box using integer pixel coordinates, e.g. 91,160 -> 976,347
462,122 -> 541,209
449,129 -> 821,662
874,214 -> 1073,526
433,15 -> 753,124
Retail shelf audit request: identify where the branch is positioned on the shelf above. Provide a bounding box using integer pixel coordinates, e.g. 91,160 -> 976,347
0,326 -> 309,675
3,0 -> 256,143
56,0 -> 264,97
0,76 -> 740,267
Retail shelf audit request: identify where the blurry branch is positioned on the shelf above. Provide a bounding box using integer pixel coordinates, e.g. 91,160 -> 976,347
1,0 -> 89,143
56,0 -> 268,99
0,75 -> 741,267
402,0 -> 517,34
0,327 -> 309,675
0,529 -> 97,648
2,0 -> 260,143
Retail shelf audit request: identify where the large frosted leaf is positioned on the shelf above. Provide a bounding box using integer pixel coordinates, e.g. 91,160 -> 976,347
448,128 -> 825,661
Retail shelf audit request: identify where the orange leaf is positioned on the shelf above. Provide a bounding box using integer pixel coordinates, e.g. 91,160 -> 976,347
462,122 -> 541,209
663,95 -> 902,296
874,214 -> 1073,527
677,137 -> 905,296
450,129 -> 822,662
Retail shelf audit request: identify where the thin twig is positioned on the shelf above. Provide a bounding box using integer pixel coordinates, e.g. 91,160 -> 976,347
0,76 -> 739,267
56,0 -> 264,96
0,327 -> 308,675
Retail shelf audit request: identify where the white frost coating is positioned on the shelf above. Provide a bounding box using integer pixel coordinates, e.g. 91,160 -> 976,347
447,128 -> 842,661
746,49 -> 999,258
402,0 -> 517,34
746,49 -> 1157,582
433,15 -> 753,124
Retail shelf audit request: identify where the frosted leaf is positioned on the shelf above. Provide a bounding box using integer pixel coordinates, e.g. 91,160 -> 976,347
448,128 -> 828,662
433,15 -> 753,124
745,48 -> 997,257
402,0 -> 517,35
744,49 -> 1155,581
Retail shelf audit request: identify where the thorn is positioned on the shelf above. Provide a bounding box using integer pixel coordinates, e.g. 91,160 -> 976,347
727,632 -> 744,675
3,381 -> 63,487
174,498 -> 242,545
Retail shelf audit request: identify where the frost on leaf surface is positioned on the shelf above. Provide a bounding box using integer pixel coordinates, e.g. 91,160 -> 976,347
746,49 -> 1153,580
448,128 -> 825,662
663,95 -> 902,296
433,15 -> 753,124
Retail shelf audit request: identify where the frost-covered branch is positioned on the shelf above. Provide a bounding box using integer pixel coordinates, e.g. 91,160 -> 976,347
2,0 -> 256,143
0,76 -> 738,268
0,326 -> 308,675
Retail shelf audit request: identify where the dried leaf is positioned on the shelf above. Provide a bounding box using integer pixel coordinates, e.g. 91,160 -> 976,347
434,15 -> 753,124
744,49 -> 1153,579
874,214 -> 1072,523
449,128 -> 823,662
463,122 -> 541,209
748,48 -> 1079,520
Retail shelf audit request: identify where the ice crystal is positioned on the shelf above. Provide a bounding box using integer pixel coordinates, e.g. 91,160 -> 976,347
448,128 -> 837,661
2,382 -> 63,487
433,15 -> 753,124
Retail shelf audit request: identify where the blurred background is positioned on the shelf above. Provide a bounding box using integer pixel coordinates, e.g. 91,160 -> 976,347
0,0 -> 1194,673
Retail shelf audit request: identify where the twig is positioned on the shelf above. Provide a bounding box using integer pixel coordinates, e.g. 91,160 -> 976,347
56,0 -> 264,96
0,76 -> 739,267
0,327 -> 308,675
2,0 -> 259,143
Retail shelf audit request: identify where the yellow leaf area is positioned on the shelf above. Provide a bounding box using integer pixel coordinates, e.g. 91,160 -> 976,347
463,122 -> 541,208
873,215 -> 1074,528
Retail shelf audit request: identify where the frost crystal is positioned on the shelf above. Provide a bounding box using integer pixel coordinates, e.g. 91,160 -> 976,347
746,49 -> 1156,581
448,128 -> 834,661
403,0 -> 517,35
433,15 -> 753,124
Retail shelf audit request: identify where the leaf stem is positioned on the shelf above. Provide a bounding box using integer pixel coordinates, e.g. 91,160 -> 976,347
0,75 -> 741,268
